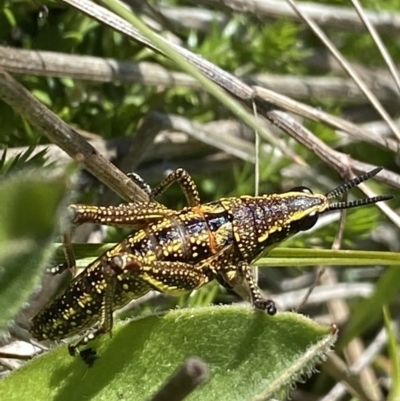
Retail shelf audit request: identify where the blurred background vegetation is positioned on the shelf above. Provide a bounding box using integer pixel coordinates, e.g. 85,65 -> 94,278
0,0 -> 400,400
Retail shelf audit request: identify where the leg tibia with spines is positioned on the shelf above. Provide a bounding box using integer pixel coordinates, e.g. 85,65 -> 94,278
128,169 -> 200,206
150,168 -> 201,206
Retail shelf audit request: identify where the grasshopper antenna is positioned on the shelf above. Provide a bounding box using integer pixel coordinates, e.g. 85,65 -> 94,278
325,167 -> 393,212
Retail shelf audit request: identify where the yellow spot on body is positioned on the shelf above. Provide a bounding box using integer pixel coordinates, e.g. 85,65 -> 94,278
200,204 -> 226,214
234,231 -> 241,243
258,232 -> 269,242
134,231 -> 147,241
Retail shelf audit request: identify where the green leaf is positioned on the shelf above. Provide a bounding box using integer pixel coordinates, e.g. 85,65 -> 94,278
0,307 -> 336,401
3,8 -> 16,27
0,145 -> 50,176
32,89 -> 52,107
0,173 -> 68,333
50,243 -> 400,268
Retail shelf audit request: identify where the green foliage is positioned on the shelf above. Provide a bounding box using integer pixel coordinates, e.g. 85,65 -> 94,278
0,0 -> 398,399
1,0 -> 312,145
306,0 -> 400,67
0,2 -> 151,146
0,172 -> 68,333
191,17 -> 308,75
0,307 -> 336,401
0,145 -> 50,175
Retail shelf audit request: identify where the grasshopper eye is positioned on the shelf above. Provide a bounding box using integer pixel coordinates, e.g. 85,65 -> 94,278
290,186 -> 313,194
287,186 -> 318,230
292,211 -> 319,231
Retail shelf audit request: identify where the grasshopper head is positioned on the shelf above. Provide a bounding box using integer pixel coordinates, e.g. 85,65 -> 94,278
284,166 -> 392,233
224,167 -> 392,262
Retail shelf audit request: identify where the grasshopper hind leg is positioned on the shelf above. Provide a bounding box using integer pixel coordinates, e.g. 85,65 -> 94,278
67,254 -> 146,362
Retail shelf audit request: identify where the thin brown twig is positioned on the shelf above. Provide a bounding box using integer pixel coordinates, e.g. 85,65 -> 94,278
195,0 -> 400,35
248,73 -> 398,104
58,0 -> 400,192
322,328 -> 389,401
54,0 -> 297,166
252,86 -> 399,153
350,0 -> 400,95
284,0 -> 400,142
0,68 -> 148,203
0,118 -> 249,168
322,353 -> 375,401
0,45 -> 198,87
1,46 -> 397,104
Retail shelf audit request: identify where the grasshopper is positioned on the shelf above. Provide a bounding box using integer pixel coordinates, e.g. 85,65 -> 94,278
30,167 -> 391,358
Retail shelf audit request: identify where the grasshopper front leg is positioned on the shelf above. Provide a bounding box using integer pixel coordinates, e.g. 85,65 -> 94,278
215,262 -> 276,315
237,261 -> 276,315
